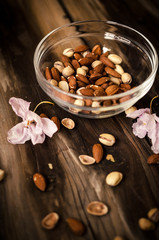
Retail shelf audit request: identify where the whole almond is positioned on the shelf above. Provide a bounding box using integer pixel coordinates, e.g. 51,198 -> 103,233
45,67 -> 52,80
69,76 -> 77,90
80,88 -> 94,96
105,66 -> 121,78
147,154 -> 159,164
77,81 -> 86,88
92,44 -> 102,55
66,218 -> 85,236
51,67 -> 61,82
119,96 -> 131,103
33,173 -> 46,191
71,59 -> 80,69
79,57 -> 94,66
100,56 -> 115,68
92,143 -> 104,163
94,63 -> 104,74
105,85 -> 119,95
40,113 -> 48,118
94,88 -> 105,96
61,55 -> 71,63
51,116 -> 60,131
103,100 -> 112,106
95,77 -> 109,85
89,73 -> 102,81
76,74 -> 90,84
86,52 -> 98,60
74,52 -> 82,60
74,45 -> 89,52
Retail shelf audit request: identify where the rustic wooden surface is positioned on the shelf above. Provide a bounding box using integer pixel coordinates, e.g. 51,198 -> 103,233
0,0 -> 159,240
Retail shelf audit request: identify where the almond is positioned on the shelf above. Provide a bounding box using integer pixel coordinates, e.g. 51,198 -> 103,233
69,76 -> 77,90
100,51 -> 109,58
94,88 -> 105,96
105,66 -> 121,78
77,81 -> 86,88
66,218 -> 85,236
51,116 -> 60,131
85,52 -> 98,60
80,88 -> 94,96
105,85 -> 119,95
92,44 -> 102,55
74,52 -> 82,60
45,67 -> 52,80
92,143 -> 104,163
61,55 -> 71,63
147,154 -> 159,164
95,77 -> 109,85
71,59 -> 80,69
40,113 -> 48,118
100,56 -> 115,68
94,63 -> 104,73
79,57 -> 94,66
74,45 -> 89,52
89,73 -> 102,81
76,74 -> 90,84
33,173 -> 46,191
51,67 -> 61,82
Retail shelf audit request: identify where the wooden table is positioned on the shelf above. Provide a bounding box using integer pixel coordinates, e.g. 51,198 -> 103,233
0,1 -> 159,239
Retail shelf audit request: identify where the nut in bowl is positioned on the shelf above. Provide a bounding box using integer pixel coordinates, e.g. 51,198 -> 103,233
34,20 -> 158,118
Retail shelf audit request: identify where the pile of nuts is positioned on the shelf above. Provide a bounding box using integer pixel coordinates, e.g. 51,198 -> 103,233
44,44 -> 133,108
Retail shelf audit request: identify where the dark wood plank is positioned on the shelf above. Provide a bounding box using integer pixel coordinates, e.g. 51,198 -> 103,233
0,1 -> 159,240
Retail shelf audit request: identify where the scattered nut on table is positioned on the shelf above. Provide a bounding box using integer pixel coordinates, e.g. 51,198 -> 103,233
0,169 -> 5,182
106,171 -> 123,186
87,201 -> 108,216
61,118 -> 75,129
147,208 -> 159,223
33,173 -> 46,191
106,154 -> 115,162
66,217 -> 85,236
41,212 -> 59,230
138,217 -> 155,231
99,133 -> 115,146
79,155 -> 96,165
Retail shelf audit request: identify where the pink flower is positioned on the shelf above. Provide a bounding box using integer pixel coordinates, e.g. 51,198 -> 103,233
127,108 -> 159,154
7,97 -> 58,145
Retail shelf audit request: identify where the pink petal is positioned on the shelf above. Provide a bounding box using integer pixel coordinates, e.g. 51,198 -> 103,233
127,108 -> 150,119
41,118 -> 58,137
7,122 -> 30,144
30,132 -> 46,145
151,123 -> 159,154
9,97 -> 31,119
26,111 -> 43,135
132,120 -> 147,138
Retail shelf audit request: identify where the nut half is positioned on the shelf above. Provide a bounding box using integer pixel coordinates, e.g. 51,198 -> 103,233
41,212 -> 59,230
106,171 -> 123,186
87,201 -> 108,216
61,118 -> 75,129
79,155 -> 96,165
99,133 -> 115,146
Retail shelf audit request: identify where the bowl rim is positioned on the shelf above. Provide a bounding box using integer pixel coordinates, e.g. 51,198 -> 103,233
33,20 -> 158,101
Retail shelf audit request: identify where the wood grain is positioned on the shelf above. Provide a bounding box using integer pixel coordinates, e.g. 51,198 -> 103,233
0,0 -> 159,240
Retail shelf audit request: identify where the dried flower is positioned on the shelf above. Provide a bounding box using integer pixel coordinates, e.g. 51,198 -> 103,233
7,97 -> 57,145
127,108 -> 159,154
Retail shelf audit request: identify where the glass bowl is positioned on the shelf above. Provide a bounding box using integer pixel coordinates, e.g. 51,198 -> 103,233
33,20 -> 158,118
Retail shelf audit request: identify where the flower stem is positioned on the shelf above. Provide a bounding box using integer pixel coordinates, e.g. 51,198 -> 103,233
150,95 -> 159,114
33,101 -> 54,113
